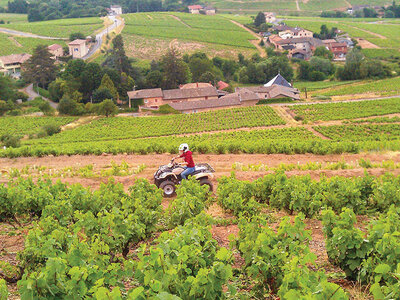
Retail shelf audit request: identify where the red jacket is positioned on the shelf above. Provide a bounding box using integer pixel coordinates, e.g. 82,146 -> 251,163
180,151 -> 195,168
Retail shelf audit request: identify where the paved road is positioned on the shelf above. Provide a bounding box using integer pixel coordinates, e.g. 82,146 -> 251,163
269,95 -> 400,107
0,27 -> 65,40
23,84 -> 58,109
82,15 -> 124,60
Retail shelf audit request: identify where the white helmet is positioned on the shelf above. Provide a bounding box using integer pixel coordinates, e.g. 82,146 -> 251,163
179,143 -> 189,152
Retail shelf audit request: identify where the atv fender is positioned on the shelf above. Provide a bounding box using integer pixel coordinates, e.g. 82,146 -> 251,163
194,173 -> 214,180
159,173 -> 178,180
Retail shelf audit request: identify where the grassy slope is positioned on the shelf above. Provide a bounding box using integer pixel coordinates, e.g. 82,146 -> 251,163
0,32 -> 66,56
0,13 -> 27,23
122,12 -> 258,60
210,0 -> 392,14
0,17 -> 103,38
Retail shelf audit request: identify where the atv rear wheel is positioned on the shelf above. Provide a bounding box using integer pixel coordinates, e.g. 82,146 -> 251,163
199,178 -> 213,192
159,180 -> 176,197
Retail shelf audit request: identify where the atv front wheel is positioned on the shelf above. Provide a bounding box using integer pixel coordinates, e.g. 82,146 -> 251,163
159,180 -> 176,197
199,178 -> 213,192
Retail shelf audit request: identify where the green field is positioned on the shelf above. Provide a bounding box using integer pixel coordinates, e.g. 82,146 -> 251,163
0,17 -> 103,38
319,76 -> 400,97
0,32 -> 66,56
27,106 -> 285,145
315,124 -> 400,140
209,0 -> 392,14
293,80 -> 359,91
290,98 -> 400,121
121,12 -> 258,59
123,12 -> 255,48
0,13 -> 27,23
0,117 -> 76,138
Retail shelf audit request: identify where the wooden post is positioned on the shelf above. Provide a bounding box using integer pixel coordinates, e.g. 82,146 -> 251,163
304,87 -> 308,99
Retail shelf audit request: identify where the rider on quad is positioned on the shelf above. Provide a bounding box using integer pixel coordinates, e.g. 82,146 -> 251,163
173,143 -> 195,180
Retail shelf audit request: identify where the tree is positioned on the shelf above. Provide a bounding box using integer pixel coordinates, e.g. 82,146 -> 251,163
98,99 -> 118,117
309,57 -> 334,76
57,95 -> 84,115
92,87 -> 113,103
160,48 -> 191,89
69,32 -> 85,41
103,35 -> 134,76
98,74 -> 119,102
0,100 -> 8,116
22,45 -> 57,88
119,72 -> 135,100
198,72 -> 217,86
314,46 -> 333,60
254,12 -> 266,27
80,62 -> 104,100
0,75 -> 16,101
188,57 -> 215,82
145,70 -> 163,88
7,0 -> 28,13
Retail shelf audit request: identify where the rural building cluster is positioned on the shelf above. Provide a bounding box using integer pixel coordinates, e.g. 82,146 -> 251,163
128,74 -> 299,113
266,24 -> 351,61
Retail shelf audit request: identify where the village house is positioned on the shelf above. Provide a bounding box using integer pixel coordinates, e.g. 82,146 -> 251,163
68,39 -> 88,59
263,12 -> 276,23
127,85 -> 219,110
0,53 -> 31,77
291,27 -> 313,38
188,5 -> 203,14
237,74 -> 300,100
323,40 -> 348,60
47,44 -> 64,60
270,36 -> 324,56
128,74 -> 299,113
110,5 -> 122,15
201,6 -> 216,15
279,30 -> 294,40
168,89 -> 260,113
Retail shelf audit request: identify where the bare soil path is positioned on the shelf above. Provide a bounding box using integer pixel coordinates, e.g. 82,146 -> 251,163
230,20 -> 266,57
296,0 -> 301,11
8,36 -> 22,47
1,152 -> 399,190
169,14 -> 191,28
345,23 -> 387,39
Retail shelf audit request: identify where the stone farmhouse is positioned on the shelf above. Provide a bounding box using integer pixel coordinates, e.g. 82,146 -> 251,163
128,74 -> 300,114
0,53 -> 31,77
263,12 -> 276,23
68,39 -> 88,59
48,44 -> 64,60
323,40 -> 348,61
188,5 -> 216,15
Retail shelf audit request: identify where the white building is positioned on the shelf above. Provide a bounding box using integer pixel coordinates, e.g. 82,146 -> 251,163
68,39 -> 88,59
110,5 -> 122,15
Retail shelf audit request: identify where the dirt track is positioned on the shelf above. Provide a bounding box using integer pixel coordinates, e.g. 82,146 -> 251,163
1,152 -> 399,189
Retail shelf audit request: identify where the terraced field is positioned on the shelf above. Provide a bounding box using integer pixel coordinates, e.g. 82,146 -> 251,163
318,77 -> 400,98
0,17 -> 103,38
0,32 -> 66,56
290,98 -> 400,121
122,12 -> 258,59
0,13 -> 27,23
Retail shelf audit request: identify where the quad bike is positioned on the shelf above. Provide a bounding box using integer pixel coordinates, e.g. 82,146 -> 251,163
154,158 -> 215,197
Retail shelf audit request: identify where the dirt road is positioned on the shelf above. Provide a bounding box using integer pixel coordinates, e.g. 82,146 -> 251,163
1,152 -> 399,190
230,20 -> 266,57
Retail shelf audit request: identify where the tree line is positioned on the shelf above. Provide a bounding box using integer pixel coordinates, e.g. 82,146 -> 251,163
7,0 -> 202,22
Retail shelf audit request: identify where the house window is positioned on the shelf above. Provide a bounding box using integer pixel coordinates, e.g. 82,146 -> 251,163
205,96 -> 208,100
155,99 -> 158,102
74,48 -> 79,51
144,100 -> 148,103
